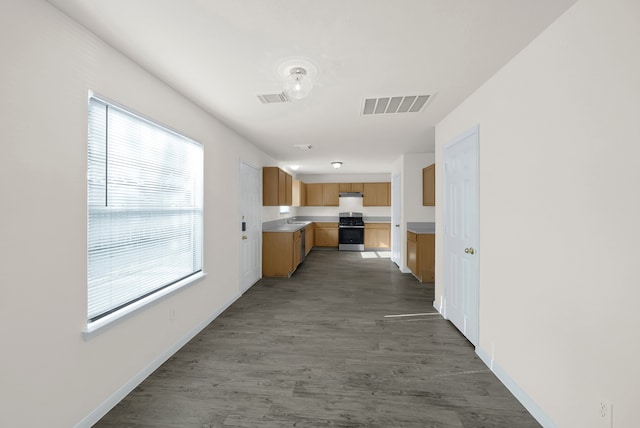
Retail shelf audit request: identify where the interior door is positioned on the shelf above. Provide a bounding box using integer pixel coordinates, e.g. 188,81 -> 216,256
391,174 -> 401,266
443,125 -> 479,347
240,161 -> 261,293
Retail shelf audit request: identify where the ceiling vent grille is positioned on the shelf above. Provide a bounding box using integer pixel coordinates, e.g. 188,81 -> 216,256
362,95 -> 430,115
257,92 -> 290,104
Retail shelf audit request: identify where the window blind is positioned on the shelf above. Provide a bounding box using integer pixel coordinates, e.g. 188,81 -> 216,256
87,97 -> 203,322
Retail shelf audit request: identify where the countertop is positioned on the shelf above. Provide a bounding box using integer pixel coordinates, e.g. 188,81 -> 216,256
407,222 -> 435,234
262,217 -> 392,233
262,221 -> 312,233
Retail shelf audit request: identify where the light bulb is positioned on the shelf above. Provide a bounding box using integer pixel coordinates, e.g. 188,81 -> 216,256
285,67 -> 312,100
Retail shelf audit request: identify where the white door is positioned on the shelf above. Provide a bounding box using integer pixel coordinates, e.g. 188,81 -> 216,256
443,125 -> 479,347
239,161 -> 261,293
391,174 -> 401,266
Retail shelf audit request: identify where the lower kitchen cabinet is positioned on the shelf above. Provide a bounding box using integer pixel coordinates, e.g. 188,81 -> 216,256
314,222 -> 339,247
364,223 -> 391,249
407,231 -> 435,282
263,230 -> 302,277
304,222 -> 315,255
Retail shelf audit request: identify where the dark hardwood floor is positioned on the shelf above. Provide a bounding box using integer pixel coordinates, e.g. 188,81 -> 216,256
95,249 -> 539,427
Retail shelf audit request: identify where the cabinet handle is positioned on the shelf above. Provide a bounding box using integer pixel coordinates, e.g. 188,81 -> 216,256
395,224 -> 400,227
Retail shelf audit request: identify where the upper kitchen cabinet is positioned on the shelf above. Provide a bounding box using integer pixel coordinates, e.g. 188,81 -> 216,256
363,182 -> 390,206
292,179 -> 306,206
305,183 -> 339,206
423,164 -> 435,206
263,167 -> 292,206
305,183 -> 323,206
322,183 -> 339,206
339,183 -> 364,192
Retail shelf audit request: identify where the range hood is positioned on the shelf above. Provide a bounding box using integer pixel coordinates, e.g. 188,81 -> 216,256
339,192 -> 363,198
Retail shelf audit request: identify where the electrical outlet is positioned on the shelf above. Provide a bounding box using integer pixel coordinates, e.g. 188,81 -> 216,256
599,400 -> 612,428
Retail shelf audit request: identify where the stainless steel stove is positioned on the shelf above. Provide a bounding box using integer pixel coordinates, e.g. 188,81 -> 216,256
338,212 -> 365,251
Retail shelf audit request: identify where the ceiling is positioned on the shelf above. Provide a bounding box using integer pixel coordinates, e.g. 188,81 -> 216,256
47,0 -> 577,174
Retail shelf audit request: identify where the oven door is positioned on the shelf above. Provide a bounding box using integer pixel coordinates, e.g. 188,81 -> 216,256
339,227 -> 364,251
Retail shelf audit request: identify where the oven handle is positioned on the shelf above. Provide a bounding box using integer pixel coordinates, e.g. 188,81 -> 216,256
338,225 -> 365,229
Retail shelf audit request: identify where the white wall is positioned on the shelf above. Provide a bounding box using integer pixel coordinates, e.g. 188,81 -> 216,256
435,0 -> 640,426
403,153 -> 435,224
0,1 -> 273,426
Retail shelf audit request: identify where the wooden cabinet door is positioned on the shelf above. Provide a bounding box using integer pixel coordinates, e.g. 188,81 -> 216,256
262,167 -> 279,206
351,183 -> 364,192
363,182 -> 390,206
277,169 -> 286,205
305,183 -> 323,206
417,234 -> 435,282
292,179 -> 306,206
407,232 -> 418,275
322,183 -> 339,206
364,223 -> 391,248
339,183 -> 351,192
263,232 -> 294,277
285,173 -> 292,206
314,223 -> 338,247
423,164 -> 435,206
304,224 -> 314,255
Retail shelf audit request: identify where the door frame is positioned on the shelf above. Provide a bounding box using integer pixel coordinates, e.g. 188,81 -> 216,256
442,125 -> 480,346
391,173 -> 402,267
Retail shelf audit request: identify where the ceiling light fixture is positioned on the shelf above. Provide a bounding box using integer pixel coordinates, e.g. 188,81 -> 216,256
284,67 -> 313,100
331,161 -> 343,169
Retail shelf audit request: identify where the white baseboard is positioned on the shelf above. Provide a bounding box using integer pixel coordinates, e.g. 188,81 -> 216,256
476,347 -> 556,428
433,295 -> 446,319
74,292 -> 241,428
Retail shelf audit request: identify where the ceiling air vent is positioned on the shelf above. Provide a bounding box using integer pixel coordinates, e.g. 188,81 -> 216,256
362,95 -> 431,115
257,92 -> 290,104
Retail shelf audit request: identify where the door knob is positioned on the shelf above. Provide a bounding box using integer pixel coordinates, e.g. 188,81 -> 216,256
242,235 -> 248,240
464,247 -> 475,255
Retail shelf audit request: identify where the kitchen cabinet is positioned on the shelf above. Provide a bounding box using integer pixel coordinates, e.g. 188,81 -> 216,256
323,183 -> 339,206
314,222 -> 339,247
263,167 -> 292,206
305,183 -> 339,206
339,182 -> 364,192
423,164 -> 435,206
292,179 -> 306,206
305,183 -> 323,206
363,182 -> 390,206
263,230 -> 302,277
406,231 -> 435,282
364,223 -> 391,249
304,223 -> 315,255
351,182 -> 364,192
285,173 -> 292,206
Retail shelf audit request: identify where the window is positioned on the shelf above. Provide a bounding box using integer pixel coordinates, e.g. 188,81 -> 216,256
87,96 -> 203,324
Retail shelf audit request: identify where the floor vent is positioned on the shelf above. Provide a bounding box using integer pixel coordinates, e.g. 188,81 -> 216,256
257,92 -> 290,104
362,95 -> 430,115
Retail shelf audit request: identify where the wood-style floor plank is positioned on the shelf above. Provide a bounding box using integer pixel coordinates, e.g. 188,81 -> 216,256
95,250 -> 539,428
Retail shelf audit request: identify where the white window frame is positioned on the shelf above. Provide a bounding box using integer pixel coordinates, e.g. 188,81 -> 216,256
85,93 -> 205,337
